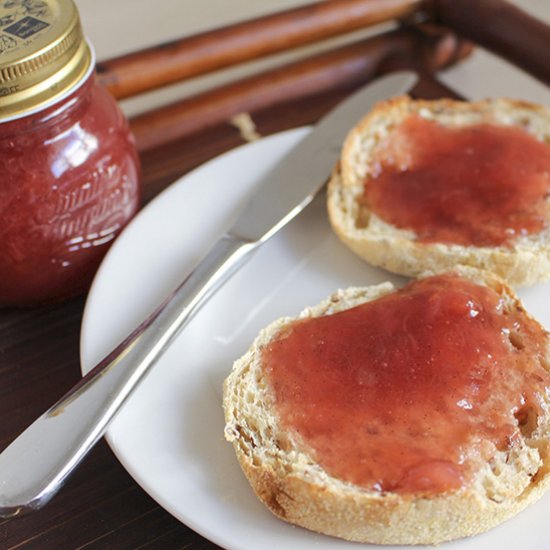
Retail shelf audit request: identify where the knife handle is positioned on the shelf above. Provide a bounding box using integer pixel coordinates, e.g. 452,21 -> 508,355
433,0 -> 550,86
0,234 -> 255,517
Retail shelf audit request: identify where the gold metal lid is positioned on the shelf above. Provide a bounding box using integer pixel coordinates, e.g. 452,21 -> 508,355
0,0 -> 92,120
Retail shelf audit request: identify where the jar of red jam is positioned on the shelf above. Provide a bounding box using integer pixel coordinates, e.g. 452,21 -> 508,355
0,0 -> 140,306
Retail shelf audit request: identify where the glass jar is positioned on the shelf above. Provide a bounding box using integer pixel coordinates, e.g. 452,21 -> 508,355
0,0 -> 140,306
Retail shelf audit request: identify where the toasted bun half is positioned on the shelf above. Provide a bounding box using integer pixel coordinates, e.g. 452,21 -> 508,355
223,267 -> 550,545
327,96 -> 550,287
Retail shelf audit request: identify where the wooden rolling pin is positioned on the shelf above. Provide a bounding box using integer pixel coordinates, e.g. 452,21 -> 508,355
97,0 -> 427,99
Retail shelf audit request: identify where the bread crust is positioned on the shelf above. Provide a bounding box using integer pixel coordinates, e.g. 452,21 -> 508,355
223,268 -> 550,545
328,96 -> 550,287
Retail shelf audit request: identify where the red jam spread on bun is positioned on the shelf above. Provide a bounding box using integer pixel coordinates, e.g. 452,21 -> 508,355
362,116 -> 550,247
263,275 -> 549,495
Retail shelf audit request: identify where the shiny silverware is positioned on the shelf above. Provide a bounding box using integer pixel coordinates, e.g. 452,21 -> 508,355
0,71 -> 417,517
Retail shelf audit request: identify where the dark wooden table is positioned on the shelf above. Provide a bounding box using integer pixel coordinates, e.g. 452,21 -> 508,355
0,86 -> 362,550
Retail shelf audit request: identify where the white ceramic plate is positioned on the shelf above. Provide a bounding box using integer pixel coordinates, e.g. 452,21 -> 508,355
81,128 -> 550,550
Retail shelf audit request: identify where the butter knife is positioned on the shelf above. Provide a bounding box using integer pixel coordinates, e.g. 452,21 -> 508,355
0,71 -> 417,517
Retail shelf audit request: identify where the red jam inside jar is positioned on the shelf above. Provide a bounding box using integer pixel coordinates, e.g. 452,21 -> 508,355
0,73 -> 140,306
0,0 -> 140,306
263,275 -> 550,496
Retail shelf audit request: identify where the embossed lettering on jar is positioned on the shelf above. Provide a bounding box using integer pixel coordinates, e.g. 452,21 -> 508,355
0,0 -> 140,305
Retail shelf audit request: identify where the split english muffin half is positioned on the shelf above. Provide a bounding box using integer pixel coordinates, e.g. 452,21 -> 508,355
327,96 -> 550,287
223,267 -> 550,545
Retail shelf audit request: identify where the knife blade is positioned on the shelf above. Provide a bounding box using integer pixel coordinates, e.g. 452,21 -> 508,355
0,71 -> 417,517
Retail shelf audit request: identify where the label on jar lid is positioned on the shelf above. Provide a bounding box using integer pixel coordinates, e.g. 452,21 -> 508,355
0,0 -> 92,120
0,2 -> 52,57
